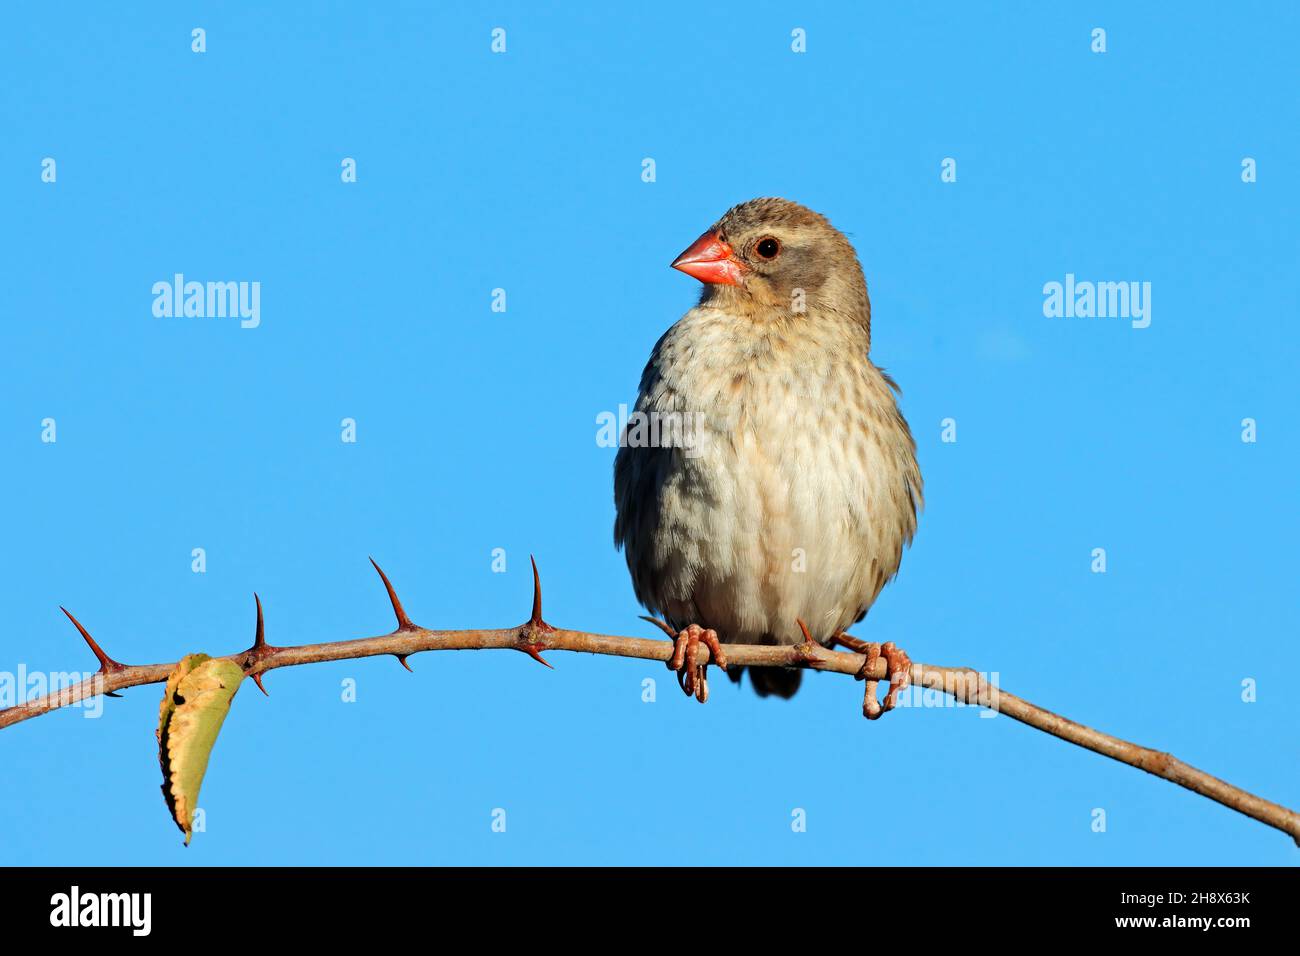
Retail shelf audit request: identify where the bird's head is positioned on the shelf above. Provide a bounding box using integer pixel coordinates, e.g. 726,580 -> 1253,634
670,197 -> 870,332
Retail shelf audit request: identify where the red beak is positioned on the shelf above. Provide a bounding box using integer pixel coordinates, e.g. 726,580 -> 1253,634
670,231 -> 747,286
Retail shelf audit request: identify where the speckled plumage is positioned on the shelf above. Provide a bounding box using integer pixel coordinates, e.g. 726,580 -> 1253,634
614,198 -> 922,698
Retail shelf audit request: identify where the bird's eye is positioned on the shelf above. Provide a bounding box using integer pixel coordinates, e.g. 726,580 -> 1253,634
755,236 -> 781,260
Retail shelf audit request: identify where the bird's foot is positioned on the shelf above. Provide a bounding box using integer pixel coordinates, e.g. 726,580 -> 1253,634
833,632 -> 912,719
643,618 -> 728,703
669,623 -> 728,703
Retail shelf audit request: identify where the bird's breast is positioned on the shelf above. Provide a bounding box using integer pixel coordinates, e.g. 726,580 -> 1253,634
618,308 -> 921,647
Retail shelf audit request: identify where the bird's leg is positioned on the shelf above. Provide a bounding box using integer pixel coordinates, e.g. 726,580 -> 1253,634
670,624 -> 728,703
642,618 -> 727,703
832,632 -> 912,720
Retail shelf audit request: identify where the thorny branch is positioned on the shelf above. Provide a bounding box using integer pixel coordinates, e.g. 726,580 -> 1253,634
3,558 -> 1297,846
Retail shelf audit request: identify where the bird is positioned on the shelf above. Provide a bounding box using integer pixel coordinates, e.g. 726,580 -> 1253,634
613,197 -> 922,714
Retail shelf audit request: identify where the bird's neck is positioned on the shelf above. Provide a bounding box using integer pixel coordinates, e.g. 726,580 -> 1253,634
699,283 -> 873,354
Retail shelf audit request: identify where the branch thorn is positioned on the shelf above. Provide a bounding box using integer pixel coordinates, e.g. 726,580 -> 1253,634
792,618 -> 825,665
515,555 -> 555,668
243,593 -> 278,696
395,654 -> 413,673
59,607 -> 126,676
517,643 -> 553,669
796,618 -> 813,644
252,592 -> 266,650
370,557 -> 416,632
639,615 -> 677,639
527,555 -> 552,632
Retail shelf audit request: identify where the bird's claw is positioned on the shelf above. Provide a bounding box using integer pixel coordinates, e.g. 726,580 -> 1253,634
834,632 -> 911,719
667,623 -> 727,704
860,640 -> 911,719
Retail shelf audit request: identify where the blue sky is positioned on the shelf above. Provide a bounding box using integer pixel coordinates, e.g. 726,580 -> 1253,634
1,2 -> 1296,865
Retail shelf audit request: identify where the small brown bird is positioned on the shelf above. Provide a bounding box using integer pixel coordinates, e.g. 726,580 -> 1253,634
613,198 -> 922,712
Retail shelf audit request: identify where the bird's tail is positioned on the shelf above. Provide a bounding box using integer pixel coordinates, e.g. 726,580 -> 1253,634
728,665 -> 803,699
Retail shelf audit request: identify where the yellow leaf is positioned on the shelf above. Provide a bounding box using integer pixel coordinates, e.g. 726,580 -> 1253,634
157,654 -> 245,844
